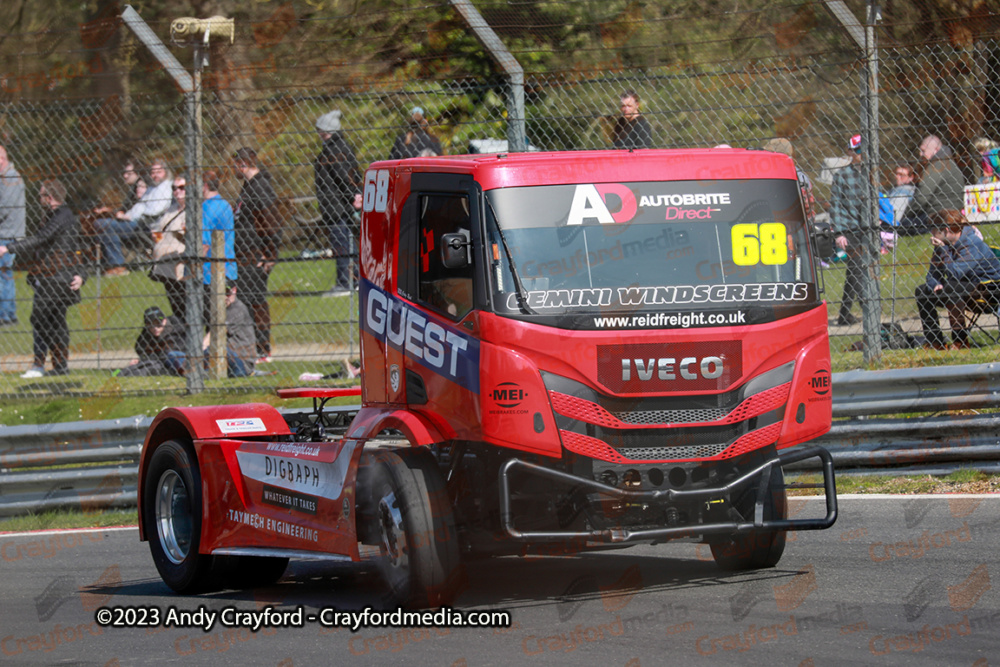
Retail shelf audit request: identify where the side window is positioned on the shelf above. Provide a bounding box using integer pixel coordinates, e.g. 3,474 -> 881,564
418,194 -> 473,320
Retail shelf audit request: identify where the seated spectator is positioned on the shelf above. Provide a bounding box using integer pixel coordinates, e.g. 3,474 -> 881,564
172,282 -> 255,377
96,158 -> 173,275
887,164 -> 916,225
114,306 -> 185,377
914,210 -> 1000,349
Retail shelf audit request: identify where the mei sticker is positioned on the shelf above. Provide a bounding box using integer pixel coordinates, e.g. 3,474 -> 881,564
217,418 -> 267,434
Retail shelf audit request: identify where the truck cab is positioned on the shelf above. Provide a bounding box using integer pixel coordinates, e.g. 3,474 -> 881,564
355,149 -> 836,558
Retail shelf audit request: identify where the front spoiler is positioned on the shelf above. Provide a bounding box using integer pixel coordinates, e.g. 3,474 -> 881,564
499,445 -> 837,543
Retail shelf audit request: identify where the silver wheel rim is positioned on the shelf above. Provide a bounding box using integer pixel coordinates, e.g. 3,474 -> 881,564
155,469 -> 193,564
377,490 -> 407,571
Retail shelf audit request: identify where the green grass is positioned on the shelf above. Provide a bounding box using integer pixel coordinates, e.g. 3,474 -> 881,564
0,509 -> 138,533
788,470 -> 999,496
0,385 -> 361,424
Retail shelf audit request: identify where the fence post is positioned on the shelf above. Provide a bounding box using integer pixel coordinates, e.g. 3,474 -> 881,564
824,0 -> 883,364
208,230 -> 226,379
449,0 -> 526,152
120,6 -> 206,392
860,0 -> 883,365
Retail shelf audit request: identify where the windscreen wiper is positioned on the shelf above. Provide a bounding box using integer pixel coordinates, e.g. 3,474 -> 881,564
486,198 -> 535,315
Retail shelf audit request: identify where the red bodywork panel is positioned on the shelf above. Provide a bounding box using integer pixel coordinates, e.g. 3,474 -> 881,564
138,404 -> 361,560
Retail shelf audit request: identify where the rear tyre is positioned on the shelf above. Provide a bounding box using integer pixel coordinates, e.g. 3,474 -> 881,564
143,439 -> 215,592
368,447 -> 462,607
710,465 -> 788,571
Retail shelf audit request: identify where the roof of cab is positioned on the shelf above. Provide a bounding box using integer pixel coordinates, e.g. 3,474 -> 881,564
369,148 -> 798,191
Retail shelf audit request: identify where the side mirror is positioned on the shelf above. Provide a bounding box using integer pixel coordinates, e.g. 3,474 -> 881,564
441,230 -> 471,269
811,224 -> 835,263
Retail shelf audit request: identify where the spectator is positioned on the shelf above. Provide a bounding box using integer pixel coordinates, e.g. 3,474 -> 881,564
388,107 -> 443,159
314,110 -> 361,294
173,282 -> 255,378
829,134 -> 866,326
611,90 -> 653,149
200,171 -> 237,321
762,137 -> 818,225
97,158 -> 173,275
915,210 -> 1000,349
887,164 -> 916,226
232,147 -> 281,363
0,144 -> 26,326
979,147 -> 1000,184
0,180 -> 84,378
149,176 -> 187,321
974,137 -> 998,182
900,135 -> 965,235
114,306 -> 185,377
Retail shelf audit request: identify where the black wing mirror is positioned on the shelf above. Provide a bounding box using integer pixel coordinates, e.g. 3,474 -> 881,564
441,230 -> 471,269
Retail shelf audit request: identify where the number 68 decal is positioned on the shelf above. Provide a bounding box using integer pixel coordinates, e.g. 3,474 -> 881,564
731,223 -> 788,266
363,169 -> 390,212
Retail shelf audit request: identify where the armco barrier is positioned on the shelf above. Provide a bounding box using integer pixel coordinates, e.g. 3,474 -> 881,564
1,362 -> 999,517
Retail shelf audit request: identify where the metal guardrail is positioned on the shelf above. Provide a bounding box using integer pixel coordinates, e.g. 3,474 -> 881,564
0,362 -> 998,517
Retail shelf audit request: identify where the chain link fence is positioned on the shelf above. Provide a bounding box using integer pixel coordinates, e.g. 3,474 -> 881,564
0,1 -> 996,398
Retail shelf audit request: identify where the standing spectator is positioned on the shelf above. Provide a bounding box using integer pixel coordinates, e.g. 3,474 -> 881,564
200,171 -> 237,320
114,306 -> 185,377
887,164 -> 917,226
900,135 -> 965,235
915,210 -> 1000,349
0,180 -> 84,378
0,145 -> 26,326
611,90 -> 653,149
314,110 -> 361,293
762,137 -> 818,225
97,158 -> 173,275
830,134 -> 866,327
232,147 -> 281,363
388,107 -> 443,160
149,176 -> 188,321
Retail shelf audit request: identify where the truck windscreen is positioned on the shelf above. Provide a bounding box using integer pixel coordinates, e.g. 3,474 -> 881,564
485,179 -> 819,328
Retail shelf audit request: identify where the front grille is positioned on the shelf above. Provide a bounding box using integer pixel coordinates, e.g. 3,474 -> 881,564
550,383 -> 790,429
560,422 -> 782,463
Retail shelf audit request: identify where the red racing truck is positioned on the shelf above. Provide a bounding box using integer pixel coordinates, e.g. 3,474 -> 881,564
138,149 -> 837,607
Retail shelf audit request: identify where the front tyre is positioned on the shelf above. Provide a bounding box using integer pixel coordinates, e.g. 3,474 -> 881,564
710,465 -> 788,571
143,439 -> 215,592
369,447 -> 463,607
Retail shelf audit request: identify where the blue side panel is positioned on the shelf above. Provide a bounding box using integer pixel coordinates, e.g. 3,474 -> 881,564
360,280 -> 481,394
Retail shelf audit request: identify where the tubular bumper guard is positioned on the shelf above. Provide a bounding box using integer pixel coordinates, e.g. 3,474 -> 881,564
499,445 -> 837,543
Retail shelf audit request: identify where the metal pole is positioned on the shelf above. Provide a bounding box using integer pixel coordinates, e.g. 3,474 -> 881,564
860,0 -> 882,365
183,45 -> 206,392
449,0 -> 526,152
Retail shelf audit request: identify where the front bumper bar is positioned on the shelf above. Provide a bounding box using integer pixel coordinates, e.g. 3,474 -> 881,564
498,445 -> 837,543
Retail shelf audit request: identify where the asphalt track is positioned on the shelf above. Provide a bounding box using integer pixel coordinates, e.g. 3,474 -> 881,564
1,495 -> 998,666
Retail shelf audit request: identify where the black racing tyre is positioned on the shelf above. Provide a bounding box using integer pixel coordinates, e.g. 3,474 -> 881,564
143,439 -> 215,593
217,555 -> 289,589
368,447 -> 463,608
710,465 -> 788,571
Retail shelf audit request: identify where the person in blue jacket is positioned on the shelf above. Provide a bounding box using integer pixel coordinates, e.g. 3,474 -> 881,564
200,171 -> 237,324
915,210 -> 1000,349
